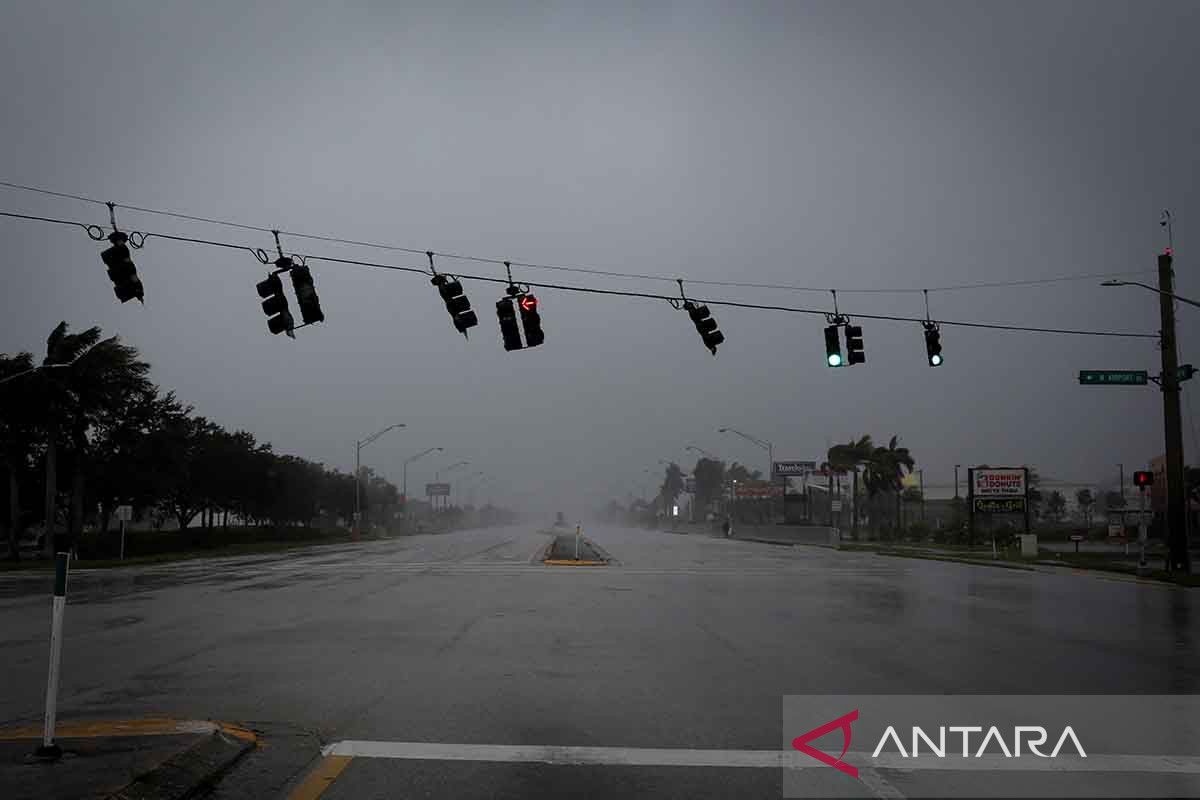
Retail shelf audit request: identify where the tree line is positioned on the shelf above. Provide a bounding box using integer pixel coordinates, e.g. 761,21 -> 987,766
1,321 -> 400,560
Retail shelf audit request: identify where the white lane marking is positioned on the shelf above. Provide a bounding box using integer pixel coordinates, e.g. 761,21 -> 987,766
320,742 -> 1200,774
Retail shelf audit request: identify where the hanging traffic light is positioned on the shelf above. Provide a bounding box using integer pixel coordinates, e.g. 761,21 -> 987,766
290,264 -> 325,325
100,231 -> 144,303
432,274 -> 478,337
683,302 -> 724,355
256,273 -> 294,335
824,325 -> 843,367
519,294 -> 545,347
923,323 -> 943,366
844,325 -> 865,365
496,296 -> 523,351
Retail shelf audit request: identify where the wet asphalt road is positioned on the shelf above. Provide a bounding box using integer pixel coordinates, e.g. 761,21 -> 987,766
1,523 -> 1197,798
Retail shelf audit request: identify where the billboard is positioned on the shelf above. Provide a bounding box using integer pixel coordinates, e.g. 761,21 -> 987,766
425,482 -> 451,497
972,468 -> 1026,497
773,460 -> 817,477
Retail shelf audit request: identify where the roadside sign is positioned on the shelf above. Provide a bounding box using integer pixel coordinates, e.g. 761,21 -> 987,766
973,497 -> 1026,514
1069,534 -> 1084,542
115,505 -> 133,522
972,468 -> 1026,497
773,460 -> 817,477
425,482 -> 451,497
1107,522 -> 1124,537
831,499 -> 843,512
684,477 -> 697,494
1078,370 -> 1148,386
734,483 -> 784,498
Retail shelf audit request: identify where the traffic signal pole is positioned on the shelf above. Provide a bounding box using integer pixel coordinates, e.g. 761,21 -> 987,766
1157,251 -> 1191,574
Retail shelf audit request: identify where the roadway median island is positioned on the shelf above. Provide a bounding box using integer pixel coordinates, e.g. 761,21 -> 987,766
0,718 -> 256,800
542,532 -> 608,566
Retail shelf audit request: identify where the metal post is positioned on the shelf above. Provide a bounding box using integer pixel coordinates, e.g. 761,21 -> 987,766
954,465 -> 960,499
353,442 -> 361,540
1138,486 -> 1149,573
35,552 -> 69,760
1157,250 -> 1191,573
919,469 -> 926,522
119,519 -> 126,561
575,524 -> 581,560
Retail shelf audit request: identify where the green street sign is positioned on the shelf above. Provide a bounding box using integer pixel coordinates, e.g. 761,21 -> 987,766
1079,370 -> 1148,386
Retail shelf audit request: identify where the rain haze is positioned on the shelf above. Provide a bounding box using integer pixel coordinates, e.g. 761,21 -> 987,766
3,1 -> 1198,511
4,4 -> 1200,800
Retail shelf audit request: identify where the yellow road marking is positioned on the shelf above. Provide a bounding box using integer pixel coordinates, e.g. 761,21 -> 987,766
288,755 -> 353,800
0,717 -> 216,740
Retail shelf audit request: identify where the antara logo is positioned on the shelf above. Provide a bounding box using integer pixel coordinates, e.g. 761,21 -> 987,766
792,711 -> 1087,780
872,725 -> 1087,759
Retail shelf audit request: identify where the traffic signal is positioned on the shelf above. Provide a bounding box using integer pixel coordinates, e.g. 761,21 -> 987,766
683,301 -> 724,355
824,325 -> 843,367
496,296 -> 523,351
432,275 -> 478,337
844,325 -> 865,365
519,294 -> 545,347
289,264 -> 325,325
256,274 -> 294,335
1133,470 -> 1153,488
100,231 -> 144,303
923,324 -> 943,366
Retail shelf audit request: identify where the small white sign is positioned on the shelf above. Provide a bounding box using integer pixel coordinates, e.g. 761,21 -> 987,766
115,505 -> 133,522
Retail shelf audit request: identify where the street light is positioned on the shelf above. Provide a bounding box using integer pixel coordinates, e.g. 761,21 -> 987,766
354,423 -> 406,538
717,427 -> 774,478
402,447 -> 443,518
1101,279 -> 1200,310
456,470 -> 485,505
686,444 -> 717,460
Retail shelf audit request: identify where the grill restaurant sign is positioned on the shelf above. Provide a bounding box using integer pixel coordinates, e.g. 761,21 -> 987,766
972,468 -> 1026,497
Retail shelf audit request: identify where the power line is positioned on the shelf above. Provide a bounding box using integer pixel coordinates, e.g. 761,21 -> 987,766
0,178 -> 1157,295
0,208 -> 1160,339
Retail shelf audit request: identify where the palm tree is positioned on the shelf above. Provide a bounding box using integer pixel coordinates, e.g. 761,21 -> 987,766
0,351 -> 37,560
38,322 -> 151,556
828,435 -> 873,539
864,436 -> 915,534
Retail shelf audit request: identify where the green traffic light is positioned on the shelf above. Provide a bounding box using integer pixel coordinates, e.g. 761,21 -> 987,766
828,353 -> 843,367
930,353 -> 943,366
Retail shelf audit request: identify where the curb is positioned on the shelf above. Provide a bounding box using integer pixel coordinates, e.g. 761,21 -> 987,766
109,723 -> 257,800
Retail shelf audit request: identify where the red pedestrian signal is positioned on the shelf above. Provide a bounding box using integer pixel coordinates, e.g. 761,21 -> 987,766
1133,470 -> 1153,488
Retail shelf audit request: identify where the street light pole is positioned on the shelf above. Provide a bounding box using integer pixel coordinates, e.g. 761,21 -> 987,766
954,465 -> 961,499
1103,250 -> 1192,573
402,447 -> 443,522
354,424 -> 406,539
719,427 -> 775,520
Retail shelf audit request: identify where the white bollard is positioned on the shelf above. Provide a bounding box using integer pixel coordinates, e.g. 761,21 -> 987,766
35,552 -> 70,760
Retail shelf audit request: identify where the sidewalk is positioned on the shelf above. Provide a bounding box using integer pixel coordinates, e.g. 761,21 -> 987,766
0,718 -> 256,800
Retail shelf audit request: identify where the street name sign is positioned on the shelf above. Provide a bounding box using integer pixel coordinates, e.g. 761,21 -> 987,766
1078,370 -> 1148,386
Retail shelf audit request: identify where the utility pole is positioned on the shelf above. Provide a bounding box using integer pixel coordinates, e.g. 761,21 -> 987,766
1157,249 -> 1191,573
954,465 -> 961,499
1117,463 -> 1124,503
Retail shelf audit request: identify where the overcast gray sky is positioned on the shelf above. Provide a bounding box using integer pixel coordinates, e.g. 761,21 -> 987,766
3,1 -> 1199,511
